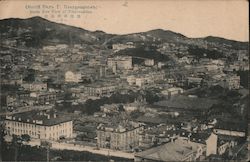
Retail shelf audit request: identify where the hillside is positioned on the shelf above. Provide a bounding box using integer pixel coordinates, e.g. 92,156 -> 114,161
0,16 -> 248,54
0,17 -> 113,47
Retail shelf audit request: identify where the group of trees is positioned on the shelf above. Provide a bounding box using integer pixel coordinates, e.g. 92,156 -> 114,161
188,46 -> 224,59
56,90 -> 162,115
0,121 -> 31,161
237,70 -> 249,89
117,47 -> 170,62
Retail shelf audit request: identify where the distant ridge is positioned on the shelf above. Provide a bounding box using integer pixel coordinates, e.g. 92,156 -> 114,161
0,16 -> 248,49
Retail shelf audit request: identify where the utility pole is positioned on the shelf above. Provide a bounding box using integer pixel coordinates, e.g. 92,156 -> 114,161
46,145 -> 50,162
41,140 -> 51,162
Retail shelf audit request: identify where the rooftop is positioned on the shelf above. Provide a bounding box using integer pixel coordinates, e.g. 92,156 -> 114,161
136,138 -> 205,161
5,110 -> 72,126
214,120 -> 247,132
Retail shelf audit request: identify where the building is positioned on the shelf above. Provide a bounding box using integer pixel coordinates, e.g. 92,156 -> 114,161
161,87 -> 184,98
6,91 -> 32,107
225,75 -> 240,90
88,56 -> 107,67
187,77 -> 203,86
112,42 -> 135,52
30,92 -> 57,105
65,71 -> 82,83
54,57 -> 64,63
107,56 -> 133,70
135,138 -> 206,161
21,82 -> 47,92
206,132 -> 245,157
144,59 -> 154,66
96,122 -> 143,151
84,83 -> 117,97
127,72 -> 165,87
155,95 -> 218,115
5,110 -> 73,140
213,121 -> 246,137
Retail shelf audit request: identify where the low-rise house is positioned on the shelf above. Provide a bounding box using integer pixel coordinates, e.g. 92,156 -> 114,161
161,87 -> 184,99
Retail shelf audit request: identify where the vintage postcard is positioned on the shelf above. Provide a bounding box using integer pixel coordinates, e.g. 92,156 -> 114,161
0,0 -> 249,161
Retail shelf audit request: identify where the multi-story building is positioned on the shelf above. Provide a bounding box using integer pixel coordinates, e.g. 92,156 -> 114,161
65,71 -> 82,83
127,71 -> 165,87
30,92 -> 57,105
5,110 -> 73,140
96,122 -> 143,151
107,56 -> 133,70
84,83 -> 117,97
206,131 -> 244,157
21,82 -> 47,92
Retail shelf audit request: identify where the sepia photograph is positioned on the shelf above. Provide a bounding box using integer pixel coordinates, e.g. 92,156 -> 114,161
0,0 -> 249,161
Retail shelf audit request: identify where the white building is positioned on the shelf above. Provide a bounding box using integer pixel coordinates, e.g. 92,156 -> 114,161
65,71 -> 82,83
144,59 -> 154,66
161,87 -> 184,98
21,82 -> 47,92
5,110 -> 73,140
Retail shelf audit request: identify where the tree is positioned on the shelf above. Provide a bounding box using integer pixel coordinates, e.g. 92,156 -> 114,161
11,134 -> 31,162
21,134 -> 31,143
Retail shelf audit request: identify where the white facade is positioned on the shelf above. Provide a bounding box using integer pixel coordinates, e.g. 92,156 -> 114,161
5,114 -> 73,140
225,75 -> 240,90
206,132 -> 218,156
144,59 -> 154,66
161,87 -> 184,97
65,71 -> 82,83
21,83 -> 47,91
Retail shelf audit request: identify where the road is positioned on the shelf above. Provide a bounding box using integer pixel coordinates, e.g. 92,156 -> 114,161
27,139 -> 134,159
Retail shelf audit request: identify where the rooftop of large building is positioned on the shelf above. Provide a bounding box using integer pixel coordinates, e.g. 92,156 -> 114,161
154,95 -> 219,110
97,121 -> 141,133
135,138 -> 205,161
214,120 -> 247,132
5,109 -> 72,126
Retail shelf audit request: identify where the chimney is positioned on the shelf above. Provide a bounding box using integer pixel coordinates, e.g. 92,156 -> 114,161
47,114 -> 50,119
54,113 -> 57,118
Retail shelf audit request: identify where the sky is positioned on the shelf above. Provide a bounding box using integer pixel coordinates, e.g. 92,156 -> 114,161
0,0 -> 249,42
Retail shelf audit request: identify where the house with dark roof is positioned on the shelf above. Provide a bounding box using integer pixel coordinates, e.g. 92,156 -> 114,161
135,138 -> 206,161
213,121 -> 247,137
